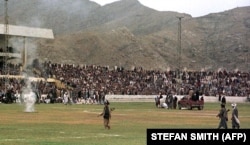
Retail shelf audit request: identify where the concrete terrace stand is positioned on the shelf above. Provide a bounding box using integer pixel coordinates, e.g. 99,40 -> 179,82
0,24 -> 54,69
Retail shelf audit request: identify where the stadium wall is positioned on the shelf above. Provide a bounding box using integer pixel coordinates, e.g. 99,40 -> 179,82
105,95 -> 249,103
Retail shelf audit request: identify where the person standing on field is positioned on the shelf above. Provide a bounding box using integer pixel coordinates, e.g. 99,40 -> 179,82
216,104 -> 229,129
231,103 -> 240,129
221,95 -> 226,105
98,100 -> 114,130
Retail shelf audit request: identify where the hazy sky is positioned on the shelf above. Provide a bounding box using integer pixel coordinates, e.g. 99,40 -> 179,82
90,0 -> 250,17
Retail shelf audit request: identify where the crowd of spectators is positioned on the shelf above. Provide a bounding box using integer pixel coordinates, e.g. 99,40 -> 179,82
0,61 -> 250,104
41,61 -> 250,96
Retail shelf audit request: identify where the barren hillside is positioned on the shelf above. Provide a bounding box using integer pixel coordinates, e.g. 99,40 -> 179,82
0,0 -> 249,71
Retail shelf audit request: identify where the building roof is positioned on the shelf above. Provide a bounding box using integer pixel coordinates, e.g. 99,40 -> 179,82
0,24 -> 54,39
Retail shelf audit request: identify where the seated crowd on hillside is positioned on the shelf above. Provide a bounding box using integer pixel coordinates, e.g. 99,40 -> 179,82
0,61 -> 249,104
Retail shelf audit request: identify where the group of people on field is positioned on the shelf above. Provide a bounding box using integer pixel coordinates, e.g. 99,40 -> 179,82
217,96 -> 240,129
155,92 -> 178,109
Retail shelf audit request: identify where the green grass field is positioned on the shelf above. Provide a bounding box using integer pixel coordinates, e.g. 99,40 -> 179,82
0,102 -> 249,145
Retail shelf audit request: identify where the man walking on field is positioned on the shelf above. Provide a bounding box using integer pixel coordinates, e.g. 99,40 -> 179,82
98,100 -> 114,129
216,104 -> 229,129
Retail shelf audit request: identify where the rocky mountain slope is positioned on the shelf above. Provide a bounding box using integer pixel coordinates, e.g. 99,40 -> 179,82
0,0 -> 249,71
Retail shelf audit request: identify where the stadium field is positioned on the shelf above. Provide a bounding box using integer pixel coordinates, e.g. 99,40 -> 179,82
0,102 -> 249,145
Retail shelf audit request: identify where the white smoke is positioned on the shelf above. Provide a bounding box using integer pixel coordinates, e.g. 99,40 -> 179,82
22,78 -> 37,112
8,37 -> 38,67
23,91 -> 36,112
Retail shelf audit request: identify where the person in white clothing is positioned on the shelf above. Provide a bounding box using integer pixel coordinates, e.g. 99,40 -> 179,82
231,103 -> 240,129
63,91 -> 70,105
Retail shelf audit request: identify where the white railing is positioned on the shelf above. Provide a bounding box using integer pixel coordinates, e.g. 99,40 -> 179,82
105,95 -> 249,103
0,52 -> 21,58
